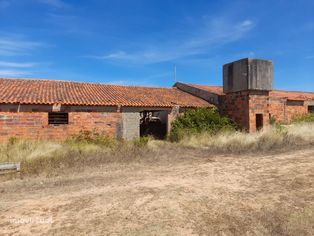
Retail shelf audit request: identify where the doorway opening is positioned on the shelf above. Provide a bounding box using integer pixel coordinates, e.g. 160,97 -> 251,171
140,110 -> 168,139
256,114 -> 263,131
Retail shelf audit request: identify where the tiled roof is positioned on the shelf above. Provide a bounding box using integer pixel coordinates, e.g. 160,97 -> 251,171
186,83 -> 314,101
187,84 -> 225,95
0,78 -> 210,108
269,90 -> 314,101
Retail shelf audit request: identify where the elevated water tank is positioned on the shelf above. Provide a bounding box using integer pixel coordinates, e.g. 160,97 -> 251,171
223,58 -> 273,93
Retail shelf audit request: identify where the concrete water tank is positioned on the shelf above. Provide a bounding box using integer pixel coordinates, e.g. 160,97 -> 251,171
223,58 -> 273,93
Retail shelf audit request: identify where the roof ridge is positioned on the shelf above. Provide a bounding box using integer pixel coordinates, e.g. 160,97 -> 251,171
0,77 -> 210,107
185,82 -> 222,88
0,77 -> 174,90
185,82 -> 314,94
271,89 -> 314,95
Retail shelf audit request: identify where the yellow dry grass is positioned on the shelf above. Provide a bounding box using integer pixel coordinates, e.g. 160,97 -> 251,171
0,123 -> 314,235
179,123 -> 314,153
1,147 -> 314,235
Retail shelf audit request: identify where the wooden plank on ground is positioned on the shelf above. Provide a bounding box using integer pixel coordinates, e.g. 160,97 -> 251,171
0,162 -> 21,172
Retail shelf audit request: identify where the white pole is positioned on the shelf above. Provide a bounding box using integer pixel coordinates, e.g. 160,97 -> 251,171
174,64 -> 177,83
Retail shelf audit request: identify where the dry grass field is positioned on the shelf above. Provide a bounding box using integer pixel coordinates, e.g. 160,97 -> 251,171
1,124 -> 314,235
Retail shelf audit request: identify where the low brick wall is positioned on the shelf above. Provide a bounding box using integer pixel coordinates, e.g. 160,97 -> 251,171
285,104 -> 307,122
269,99 -> 308,123
222,91 -> 310,132
0,112 -> 122,142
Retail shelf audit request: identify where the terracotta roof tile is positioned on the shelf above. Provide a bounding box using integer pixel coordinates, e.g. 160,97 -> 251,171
186,83 -> 314,101
0,78 -> 210,108
187,84 -> 225,95
269,90 -> 314,101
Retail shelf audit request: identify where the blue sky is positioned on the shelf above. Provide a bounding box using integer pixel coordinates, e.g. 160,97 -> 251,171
0,0 -> 313,91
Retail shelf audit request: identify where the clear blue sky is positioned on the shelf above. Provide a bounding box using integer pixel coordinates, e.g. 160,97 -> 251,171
0,0 -> 313,91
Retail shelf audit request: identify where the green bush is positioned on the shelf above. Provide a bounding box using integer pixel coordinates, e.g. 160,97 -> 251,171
268,116 -> 287,133
169,108 -> 236,141
269,116 -> 278,125
132,136 -> 150,147
66,130 -> 117,148
292,113 -> 314,123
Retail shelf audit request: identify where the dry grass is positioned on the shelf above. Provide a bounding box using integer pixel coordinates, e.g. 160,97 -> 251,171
1,147 -> 314,235
0,123 -> 314,235
0,123 -> 312,178
179,123 -> 314,153
1,123 -> 313,177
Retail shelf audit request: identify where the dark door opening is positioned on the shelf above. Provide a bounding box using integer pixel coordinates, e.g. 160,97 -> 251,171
308,106 -> 314,113
140,111 -> 167,139
256,114 -> 263,131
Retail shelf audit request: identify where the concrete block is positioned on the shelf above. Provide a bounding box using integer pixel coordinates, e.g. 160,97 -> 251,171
223,58 -> 273,93
121,112 -> 140,140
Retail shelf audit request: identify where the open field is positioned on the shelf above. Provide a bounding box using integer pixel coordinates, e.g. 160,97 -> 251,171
1,145 -> 314,235
1,124 -> 314,235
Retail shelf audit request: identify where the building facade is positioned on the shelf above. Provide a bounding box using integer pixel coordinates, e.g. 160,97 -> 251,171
0,80 -> 210,142
0,58 -> 313,141
176,59 -> 314,132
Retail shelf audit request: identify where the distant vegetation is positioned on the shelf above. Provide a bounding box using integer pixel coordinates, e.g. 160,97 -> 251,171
292,113 -> 314,123
169,108 -> 236,141
2,111 -> 314,235
178,123 -> 314,153
0,122 -> 313,178
1,109 -> 314,177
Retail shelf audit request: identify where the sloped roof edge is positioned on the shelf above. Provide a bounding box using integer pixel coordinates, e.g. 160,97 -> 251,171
0,78 -> 211,108
178,82 -> 314,101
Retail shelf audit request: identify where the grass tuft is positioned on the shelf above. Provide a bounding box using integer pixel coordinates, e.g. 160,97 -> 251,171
292,113 -> 314,123
178,123 -> 314,153
0,123 -> 313,177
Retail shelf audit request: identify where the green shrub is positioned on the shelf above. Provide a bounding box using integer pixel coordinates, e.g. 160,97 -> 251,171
292,113 -> 314,123
169,108 -> 236,141
67,130 -> 117,148
132,136 -> 150,147
8,136 -> 19,145
268,116 -> 287,134
269,116 -> 278,125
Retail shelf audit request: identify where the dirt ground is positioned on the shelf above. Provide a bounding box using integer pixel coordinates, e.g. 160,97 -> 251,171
1,147 -> 314,235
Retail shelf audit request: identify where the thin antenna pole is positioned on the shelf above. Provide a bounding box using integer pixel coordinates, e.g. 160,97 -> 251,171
174,64 -> 177,83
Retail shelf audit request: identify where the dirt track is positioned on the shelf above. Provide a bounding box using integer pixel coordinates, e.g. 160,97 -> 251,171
1,148 -> 314,235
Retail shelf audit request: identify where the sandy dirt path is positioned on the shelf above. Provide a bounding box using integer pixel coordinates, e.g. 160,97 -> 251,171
1,148 -> 314,235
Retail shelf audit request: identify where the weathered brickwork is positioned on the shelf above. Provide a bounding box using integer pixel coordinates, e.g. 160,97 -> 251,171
269,99 -> 285,122
269,99 -> 308,123
222,90 -> 312,132
221,92 -> 250,131
247,91 -> 270,132
0,112 -> 122,142
221,91 -> 270,132
285,105 -> 307,122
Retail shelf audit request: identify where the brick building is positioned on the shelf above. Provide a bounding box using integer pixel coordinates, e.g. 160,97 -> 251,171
176,58 -> 314,132
0,79 -> 210,141
0,58 -> 313,141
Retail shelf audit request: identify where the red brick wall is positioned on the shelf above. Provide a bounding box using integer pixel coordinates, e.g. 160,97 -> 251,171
221,91 -> 270,132
0,112 -> 122,142
269,99 -> 285,122
222,91 -> 311,132
269,99 -> 308,123
221,91 -> 250,131
285,105 -> 307,122
248,91 -> 270,133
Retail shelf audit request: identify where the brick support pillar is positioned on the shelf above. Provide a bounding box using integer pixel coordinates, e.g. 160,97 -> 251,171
221,91 -> 270,132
